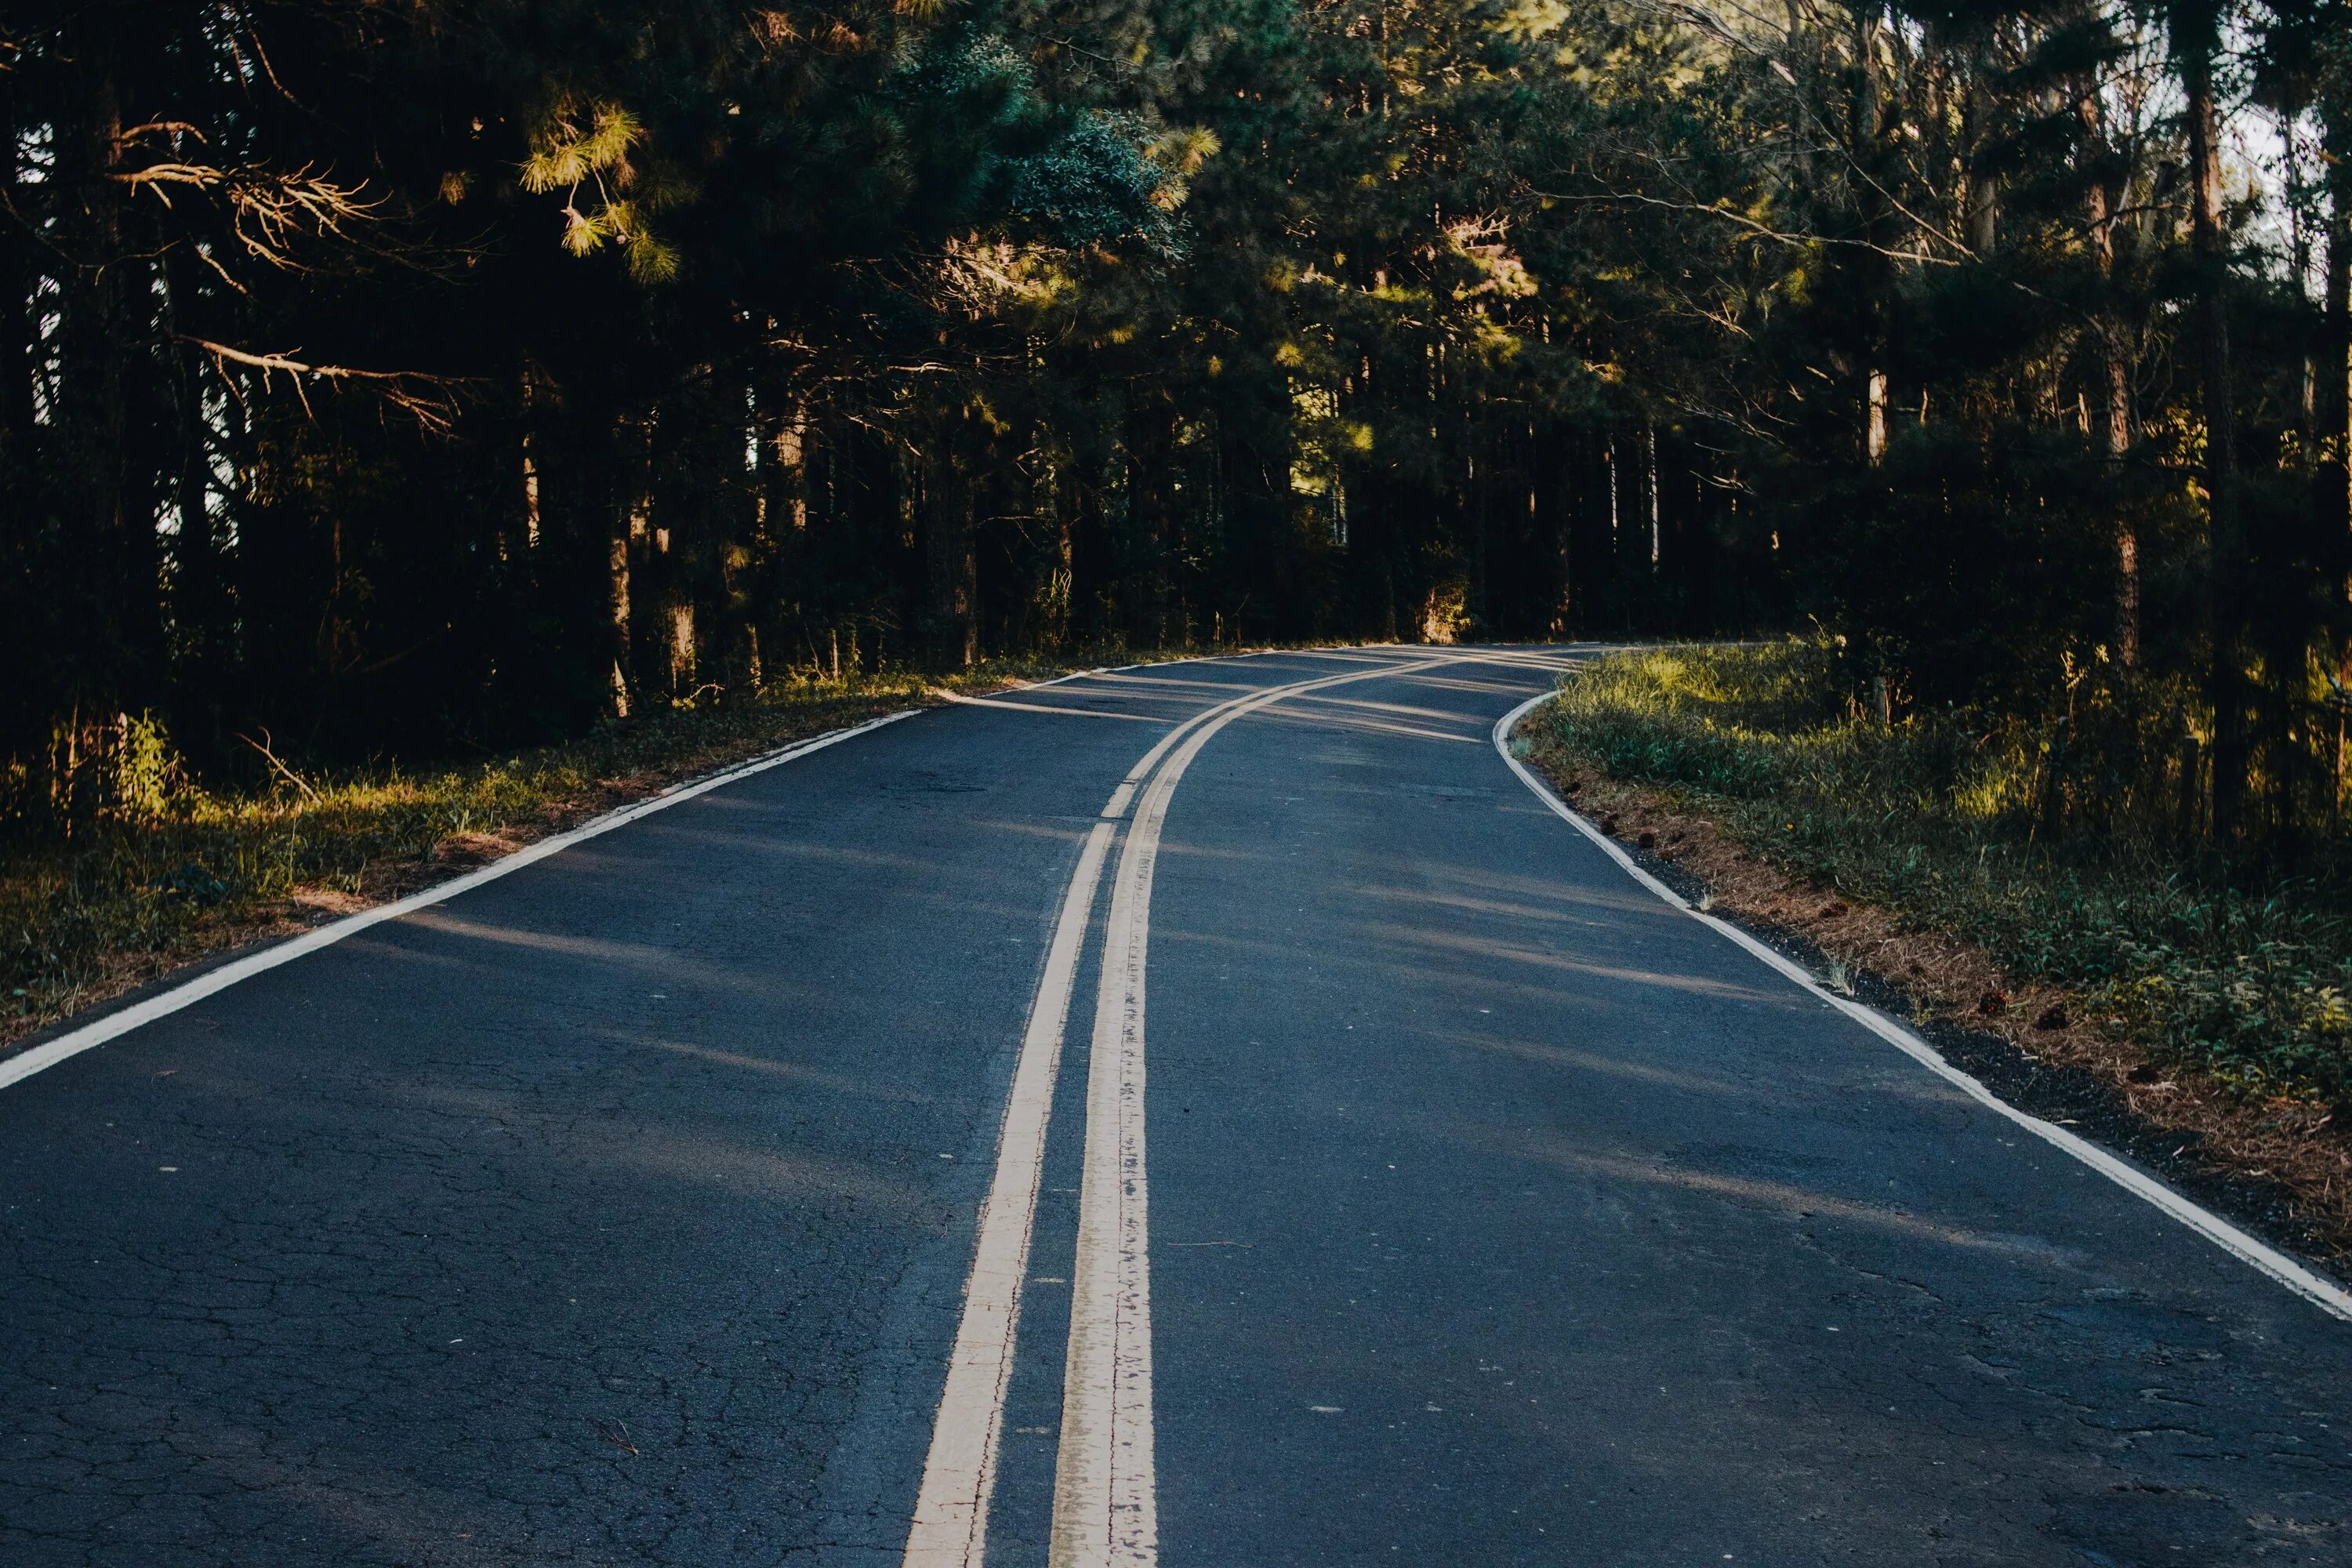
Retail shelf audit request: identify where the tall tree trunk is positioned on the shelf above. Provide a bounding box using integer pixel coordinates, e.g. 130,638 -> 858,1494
1127,401 -> 1174,648
1468,433 -> 1490,634
0,71 -> 34,445
1853,1 -> 1890,471
158,252 -> 231,760
2181,33 -> 2246,843
611,412 -> 651,716
2322,117 -> 2352,824
1550,429 -> 1574,635
2323,121 -> 2351,699
924,407 -> 978,668
2081,86 -> 2138,666
2104,345 -> 2137,666
520,369 -> 543,554
54,24 -> 146,719
0,66 -> 39,764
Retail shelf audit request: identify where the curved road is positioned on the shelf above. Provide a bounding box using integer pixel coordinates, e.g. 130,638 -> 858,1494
3,648 -> 2349,1566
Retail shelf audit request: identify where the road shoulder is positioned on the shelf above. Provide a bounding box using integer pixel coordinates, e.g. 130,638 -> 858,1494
1507,692 -> 2352,1312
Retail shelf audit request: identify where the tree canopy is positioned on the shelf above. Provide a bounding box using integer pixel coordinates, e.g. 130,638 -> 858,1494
4,0 -> 2348,848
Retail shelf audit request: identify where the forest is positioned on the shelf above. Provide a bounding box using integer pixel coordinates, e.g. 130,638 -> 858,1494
2,0 -> 2347,855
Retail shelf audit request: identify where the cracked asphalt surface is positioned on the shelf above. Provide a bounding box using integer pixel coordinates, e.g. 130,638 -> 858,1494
4,648 -> 2350,1566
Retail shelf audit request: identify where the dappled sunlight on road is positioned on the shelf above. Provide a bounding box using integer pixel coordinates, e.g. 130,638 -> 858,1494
1285,692 -> 1495,728
599,1029 -> 941,1105
1346,882 -> 1639,926
583,821 -> 946,871
1080,671 -> 1270,695
1481,1130 -> 2083,1263
1359,864 -> 1668,920
975,816 -> 1111,844
1427,1028 -> 1755,1099
1367,922 -> 1790,1004
1251,705 -> 1484,746
386,910 -> 829,1002
1149,837 -> 1298,867
571,1121 -> 933,1212
944,694 -> 1173,723
376,1065 -> 938,1210
1150,913 -> 1699,1022
1398,670 -> 1567,697
1316,952 -> 1669,1018
404,908 -> 697,967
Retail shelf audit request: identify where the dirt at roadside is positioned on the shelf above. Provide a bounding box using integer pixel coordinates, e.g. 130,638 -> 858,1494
1520,726 -> 2352,1273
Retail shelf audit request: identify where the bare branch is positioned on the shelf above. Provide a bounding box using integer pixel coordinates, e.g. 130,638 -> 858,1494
118,121 -> 209,144
1535,187 -> 1959,264
175,336 -> 469,431
112,158 -> 382,269
237,729 -> 319,802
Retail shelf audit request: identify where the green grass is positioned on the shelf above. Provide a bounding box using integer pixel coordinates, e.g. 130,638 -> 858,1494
1531,642 -> 2352,1110
0,656 -> 1105,1042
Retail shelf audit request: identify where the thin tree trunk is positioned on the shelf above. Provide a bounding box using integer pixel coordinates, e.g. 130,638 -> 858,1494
158,252 -> 230,758
1126,401 -> 1175,649
611,412 -> 650,717
2317,124 -> 2352,826
2322,121 -> 2351,709
1646,416 -> 1665,571
520,370 -> 543,554
2081,86 -> 2138,666
2106,346 -> 2137,666
2183,38 -> 2246,844
924,408 -> 978,668
1854,2 -> 1890,471
55,28 -> 143,716
0,72 -> 34,445
1552,430 -> 1574,635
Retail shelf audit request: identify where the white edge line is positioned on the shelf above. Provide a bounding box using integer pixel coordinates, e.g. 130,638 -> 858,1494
1491,690 -> 2352,1326
0,709 -> 920,1094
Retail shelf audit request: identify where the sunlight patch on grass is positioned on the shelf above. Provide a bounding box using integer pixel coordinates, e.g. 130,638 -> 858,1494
1536,641 -> 2352,1110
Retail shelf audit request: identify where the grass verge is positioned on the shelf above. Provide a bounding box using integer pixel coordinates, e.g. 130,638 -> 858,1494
1519,641 -> 2352,1257
1,655 -> 1127,1054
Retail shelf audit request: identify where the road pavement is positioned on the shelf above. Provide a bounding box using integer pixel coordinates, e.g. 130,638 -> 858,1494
4,647 -> 2349,1566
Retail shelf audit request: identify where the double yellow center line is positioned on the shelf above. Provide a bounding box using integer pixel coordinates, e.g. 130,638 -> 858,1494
902,652 -> 1459,1568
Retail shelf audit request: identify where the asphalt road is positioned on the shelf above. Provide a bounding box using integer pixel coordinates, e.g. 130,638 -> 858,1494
4,647 -> 2350,1567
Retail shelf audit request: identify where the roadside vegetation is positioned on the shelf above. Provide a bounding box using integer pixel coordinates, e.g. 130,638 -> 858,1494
0,658 -> 1102,1047
9,0 -> 2352,1196
11,0 -> 2349,900
1531,643 -> 2352,1115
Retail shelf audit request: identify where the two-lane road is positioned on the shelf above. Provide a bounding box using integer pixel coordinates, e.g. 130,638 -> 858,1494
4,648 -> 2349,1566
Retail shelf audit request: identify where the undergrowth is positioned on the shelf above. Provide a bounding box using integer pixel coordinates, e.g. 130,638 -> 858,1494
1534,642 -> 2352,1110
0,657 -> 1094,1042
